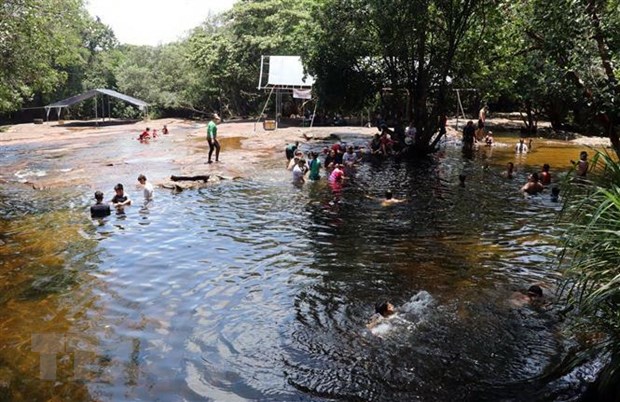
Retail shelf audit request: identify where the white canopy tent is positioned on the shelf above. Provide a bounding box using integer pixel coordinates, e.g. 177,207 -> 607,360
44,88 -> 149,123
256,56 -> 316,131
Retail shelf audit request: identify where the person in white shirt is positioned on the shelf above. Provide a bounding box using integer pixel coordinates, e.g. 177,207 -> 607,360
137,174 -> 154,201
292,159 -> 307,184
342,146 -> 358,166
405,120 -> 416,145
515,138 -> 528,154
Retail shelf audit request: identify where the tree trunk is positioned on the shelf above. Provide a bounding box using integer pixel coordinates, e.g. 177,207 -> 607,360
170,175 -> 210,182
586,0 -> 620,158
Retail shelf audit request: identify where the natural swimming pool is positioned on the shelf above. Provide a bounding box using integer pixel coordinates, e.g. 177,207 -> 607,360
0,133 -> 601,401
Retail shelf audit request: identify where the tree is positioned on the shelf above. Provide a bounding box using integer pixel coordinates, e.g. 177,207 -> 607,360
186,0 -> 316,117
0,0 -> 85,112
489,0 -> 620,155
305,0 -> 490,154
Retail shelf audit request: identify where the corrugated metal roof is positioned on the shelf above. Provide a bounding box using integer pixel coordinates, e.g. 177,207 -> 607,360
46,89 -> 148,109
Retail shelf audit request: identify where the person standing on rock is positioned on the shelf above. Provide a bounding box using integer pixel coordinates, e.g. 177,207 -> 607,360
207,113 -> 221,164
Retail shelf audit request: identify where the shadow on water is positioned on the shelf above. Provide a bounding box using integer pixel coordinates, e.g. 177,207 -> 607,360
0,137 -> 602,401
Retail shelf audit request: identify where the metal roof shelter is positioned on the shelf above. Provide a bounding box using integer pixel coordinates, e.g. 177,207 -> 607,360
256,56 -> 316,131
44,88 -> 149,122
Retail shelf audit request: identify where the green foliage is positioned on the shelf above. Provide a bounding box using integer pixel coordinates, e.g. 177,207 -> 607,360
185,0 -> 317,117
305,0 -> 488,150
561,150 -> 620,356
0,0 -> 86,112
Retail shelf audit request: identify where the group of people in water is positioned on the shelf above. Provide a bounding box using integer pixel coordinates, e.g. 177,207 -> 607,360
461,115 -> 590,201
90,174 -> 154,218
138,125 -> 169,142
285,140 -> 359,186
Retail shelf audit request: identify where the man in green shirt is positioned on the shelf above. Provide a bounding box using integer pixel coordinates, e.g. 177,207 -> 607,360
207,113 -> 221,163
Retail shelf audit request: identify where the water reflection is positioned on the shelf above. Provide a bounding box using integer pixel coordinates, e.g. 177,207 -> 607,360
0,138 -> 597,400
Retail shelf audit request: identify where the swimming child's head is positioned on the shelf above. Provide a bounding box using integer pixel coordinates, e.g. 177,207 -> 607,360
137,174 -> 146,183
543,163 -> 550,172
375,301 -> 395,317
551,186 -> 560,196
527,285 -> 543,298
94,190 -> 104,201
385,190 -> 393,200
114,183 -> 124,195
580,151 -> 588,160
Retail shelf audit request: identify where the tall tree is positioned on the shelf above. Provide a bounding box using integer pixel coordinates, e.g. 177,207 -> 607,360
305,0 -> 489,154
0,0 -> 86,112
186,0 -> 316,117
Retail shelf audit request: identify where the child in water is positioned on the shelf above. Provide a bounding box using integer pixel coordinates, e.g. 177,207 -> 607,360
382,190 -> 405,206
509,285 -> 545,308
90,190 -> 111,218
571,151 -> 589,177
366,301 -> 396,330
458,174 -> 466,187
550,186 -> 560,202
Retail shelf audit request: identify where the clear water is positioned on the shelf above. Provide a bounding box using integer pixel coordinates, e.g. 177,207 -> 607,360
0,134 -> 599,401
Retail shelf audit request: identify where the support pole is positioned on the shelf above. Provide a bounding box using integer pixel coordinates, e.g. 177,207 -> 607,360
254,86 -> 275,133
276,89 -> 281,129
310,99 -> 318,128
258,55 -> 264,90
455,89 -> 460,131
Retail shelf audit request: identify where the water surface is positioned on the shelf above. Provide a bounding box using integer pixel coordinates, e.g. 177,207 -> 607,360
0,133 -> 598,401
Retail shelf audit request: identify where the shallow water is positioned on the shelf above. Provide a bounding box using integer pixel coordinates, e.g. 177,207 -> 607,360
0,134 -> 600,401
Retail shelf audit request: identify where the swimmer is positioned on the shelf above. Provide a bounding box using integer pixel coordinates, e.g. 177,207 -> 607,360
509,285 -> 544,308
484,131 -> 494,146
571,151 -> 588,177
515,138 -> 528,154
458,174 -> 466,187
521,172 -> 544,195
550,186 -> 560,202
540,164 -> 551,185
285,141 -> 299,162
137,174 -> 154,202
138,127 -> 151,142
329,164 -> 345,182
381,190 -> 405,206
366,301 -> 396,329
342,146 -> 359,166
90,190 -> 111,218
110,183 -> 132,208
292,158 -> 307,184
308,152 -> 321,181
162,124 -> 169,135
503,162 -> 514,179
288,150 -> 304,170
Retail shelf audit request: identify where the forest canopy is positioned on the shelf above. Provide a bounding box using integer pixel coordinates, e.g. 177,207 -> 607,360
1,0 -> 619,151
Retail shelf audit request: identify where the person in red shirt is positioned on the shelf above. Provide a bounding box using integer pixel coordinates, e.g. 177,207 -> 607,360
162,125 -> 169,135
138,128 -> 151,142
